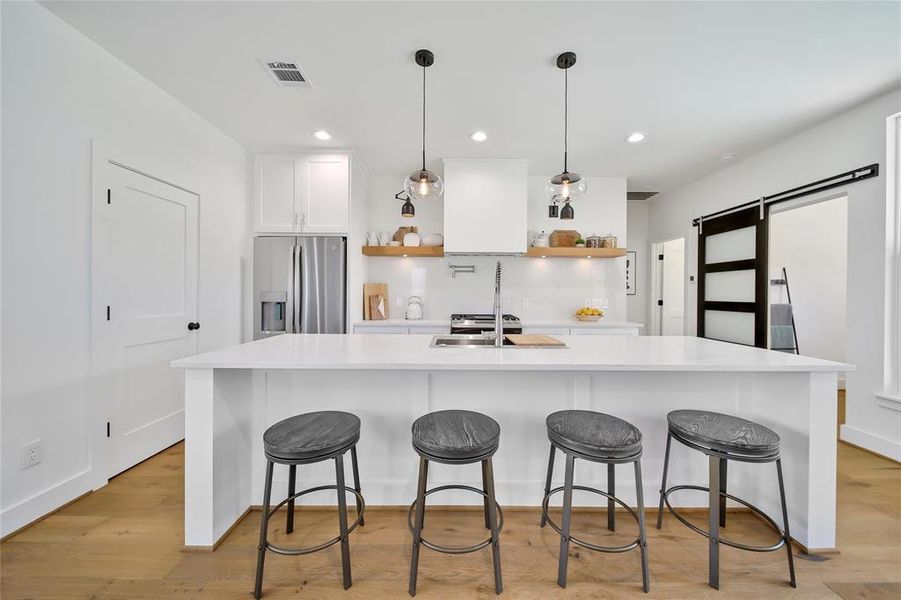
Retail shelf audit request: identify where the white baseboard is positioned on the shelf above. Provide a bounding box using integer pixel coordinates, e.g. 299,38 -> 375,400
0,467 -> 95,537
840,424 -> 901,461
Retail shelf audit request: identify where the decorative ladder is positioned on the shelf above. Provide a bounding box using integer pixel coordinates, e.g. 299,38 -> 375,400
770,267 -> 799,354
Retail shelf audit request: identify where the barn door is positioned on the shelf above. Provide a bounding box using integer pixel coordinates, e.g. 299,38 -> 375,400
697,206 -> 768,347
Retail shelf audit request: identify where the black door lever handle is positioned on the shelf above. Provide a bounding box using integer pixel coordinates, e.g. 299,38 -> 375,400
187,322 -> 200,331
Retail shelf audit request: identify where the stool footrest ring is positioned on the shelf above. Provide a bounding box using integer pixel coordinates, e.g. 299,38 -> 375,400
661,484 -> 786,553
265,484 -> 365,556
541,485 -> 641,553
407,484 -> 504,555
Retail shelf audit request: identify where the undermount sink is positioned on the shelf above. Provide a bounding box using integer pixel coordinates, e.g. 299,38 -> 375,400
429,335 -> 567,349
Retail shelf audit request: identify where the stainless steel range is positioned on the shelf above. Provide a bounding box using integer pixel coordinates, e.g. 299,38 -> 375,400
450,313 -> 522,335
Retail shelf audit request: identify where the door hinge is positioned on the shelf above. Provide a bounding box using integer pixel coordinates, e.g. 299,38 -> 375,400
106,422 -> 110,438
657,299 -> 664,306
107,189 -> 111,204
106,306 -> 111,321
658,254 -> 664,260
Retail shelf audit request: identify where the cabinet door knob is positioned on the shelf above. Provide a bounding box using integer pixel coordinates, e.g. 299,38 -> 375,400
187,322 -> 201,331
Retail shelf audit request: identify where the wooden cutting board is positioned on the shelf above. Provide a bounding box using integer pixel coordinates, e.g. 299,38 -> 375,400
505,334 -> 566,347
363,283 -> 389,320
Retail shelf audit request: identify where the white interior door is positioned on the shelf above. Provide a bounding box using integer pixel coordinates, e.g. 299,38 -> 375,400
98,163 -> 198,477
661,238 -> 685,335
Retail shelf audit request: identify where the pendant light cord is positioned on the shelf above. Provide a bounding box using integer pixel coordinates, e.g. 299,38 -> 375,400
421,64 -> 426,171
563,67 -> 569,174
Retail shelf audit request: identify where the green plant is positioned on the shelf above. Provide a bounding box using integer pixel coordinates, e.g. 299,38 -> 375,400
574,238 -> 586,245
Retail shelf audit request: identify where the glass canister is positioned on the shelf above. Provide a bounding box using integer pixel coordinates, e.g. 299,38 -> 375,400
585,234 -> 602,248
600,233 -> 618,248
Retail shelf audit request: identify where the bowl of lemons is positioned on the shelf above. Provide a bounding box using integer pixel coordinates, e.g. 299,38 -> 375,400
574,307 -> 604,321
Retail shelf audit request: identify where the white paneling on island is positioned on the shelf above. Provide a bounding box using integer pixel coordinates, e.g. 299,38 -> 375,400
173,334 -> 851,552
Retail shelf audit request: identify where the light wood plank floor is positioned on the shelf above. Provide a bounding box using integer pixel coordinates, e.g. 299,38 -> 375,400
2,441 -> 899,599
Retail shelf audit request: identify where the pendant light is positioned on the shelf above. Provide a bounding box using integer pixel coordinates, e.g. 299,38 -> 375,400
397,191 -> 415,218
403,49 -> 443,203
546,51 -> 586,220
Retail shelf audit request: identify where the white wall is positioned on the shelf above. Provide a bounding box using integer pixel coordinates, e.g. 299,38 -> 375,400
769,196 -> 848,368
0,1 -> 246,535
648,88 -> 901,459
364,172 -> 628,321
626,201 -> 650,331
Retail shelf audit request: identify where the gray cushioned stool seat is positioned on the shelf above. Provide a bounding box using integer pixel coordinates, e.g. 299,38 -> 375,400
668,409 -> 780,456
546,410 -> 642,459
412,410 -> 500,461
264,411 -> 361,461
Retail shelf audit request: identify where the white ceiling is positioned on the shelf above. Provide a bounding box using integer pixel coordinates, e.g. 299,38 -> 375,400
42,1 -> 900,192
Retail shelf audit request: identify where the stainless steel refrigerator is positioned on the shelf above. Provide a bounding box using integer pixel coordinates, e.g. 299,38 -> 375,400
253,236 -> 347,339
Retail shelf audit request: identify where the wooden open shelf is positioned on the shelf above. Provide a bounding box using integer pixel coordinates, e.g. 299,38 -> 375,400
362,245 -> 445,257
524,247 -> 627,258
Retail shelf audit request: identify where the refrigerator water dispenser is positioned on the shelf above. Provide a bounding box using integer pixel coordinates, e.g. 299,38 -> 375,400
260,291 -> 287,333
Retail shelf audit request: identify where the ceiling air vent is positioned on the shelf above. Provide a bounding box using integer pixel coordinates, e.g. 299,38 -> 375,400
261,60 -> 310,88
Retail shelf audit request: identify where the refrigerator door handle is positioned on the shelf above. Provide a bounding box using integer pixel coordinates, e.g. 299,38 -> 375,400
286,243 -> 297,334
294,243 -> 302,333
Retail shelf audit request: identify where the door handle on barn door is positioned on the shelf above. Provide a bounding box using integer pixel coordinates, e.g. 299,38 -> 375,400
187,322 -> 200,331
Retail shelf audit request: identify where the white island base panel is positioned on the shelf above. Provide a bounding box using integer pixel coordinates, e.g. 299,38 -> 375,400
184,365 -> 839,552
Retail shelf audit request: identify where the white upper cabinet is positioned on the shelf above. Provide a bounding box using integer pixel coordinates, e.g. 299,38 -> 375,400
254,153 -> 350,234
443,158 -> 528,254
254,154 -> 297,233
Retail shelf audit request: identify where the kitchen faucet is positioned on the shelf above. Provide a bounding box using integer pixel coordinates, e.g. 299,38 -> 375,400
494,260 -> 503,347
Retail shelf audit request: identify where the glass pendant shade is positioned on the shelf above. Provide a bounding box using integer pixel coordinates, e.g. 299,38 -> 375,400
404,169 -> 443,201
545,175 -> 587,204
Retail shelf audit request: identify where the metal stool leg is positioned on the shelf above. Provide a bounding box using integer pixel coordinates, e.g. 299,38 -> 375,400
286,464 -> 296,534
540,443 -> 556,527
481,459 -> 491,529
483,458 -> 503,594
776,459 -> 797,588
253,460 -> 274,600
351,446 -> 364,526
335,455 -> 352,589
557,453 -> 576,588
634,459 -> 651,593
408,457 -> 428,597
656,433 -> 672,529
607,463 -> 616,532
719,459 -> 727,528
708,455 -> 721,590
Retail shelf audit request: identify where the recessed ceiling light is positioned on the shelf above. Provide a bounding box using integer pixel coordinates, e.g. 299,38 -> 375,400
720,152 -> 737,161
312,129 -> 331,141
470,130 -> 488,142
626,132 -> 646,143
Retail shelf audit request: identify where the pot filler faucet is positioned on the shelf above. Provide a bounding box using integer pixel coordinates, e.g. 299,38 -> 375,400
493,260 -> 503,347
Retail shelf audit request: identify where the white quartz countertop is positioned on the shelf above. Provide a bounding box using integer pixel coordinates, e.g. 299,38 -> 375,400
172,334 -> 852,372
352,319 -> 643,329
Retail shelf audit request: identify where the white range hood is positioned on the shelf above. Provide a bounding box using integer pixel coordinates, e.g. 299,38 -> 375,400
442,158 -> 528,255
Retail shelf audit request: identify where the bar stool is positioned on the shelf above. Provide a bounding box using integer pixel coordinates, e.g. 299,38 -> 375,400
407,410 -> 503,596
540,410 -> 650,592
253,411 -> 365,599
656,409 -> 796,589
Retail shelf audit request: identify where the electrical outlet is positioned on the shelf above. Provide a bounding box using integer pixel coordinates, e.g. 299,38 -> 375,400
22,439 -> 42,469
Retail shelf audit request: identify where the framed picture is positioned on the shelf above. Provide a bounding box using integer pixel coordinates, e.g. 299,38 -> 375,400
626,250 -> 637,295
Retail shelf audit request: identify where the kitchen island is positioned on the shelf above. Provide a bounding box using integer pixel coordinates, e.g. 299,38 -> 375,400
172,334 -> 850,551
